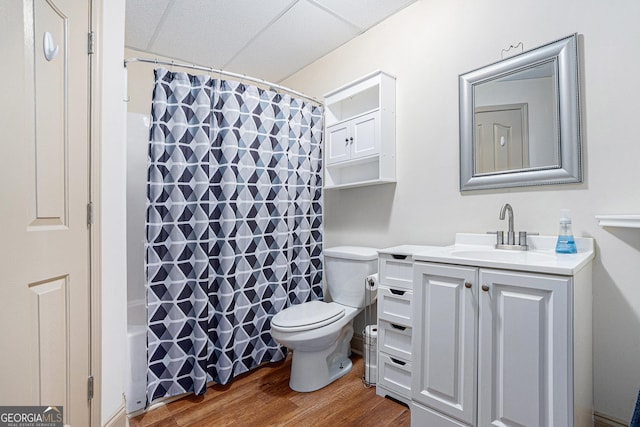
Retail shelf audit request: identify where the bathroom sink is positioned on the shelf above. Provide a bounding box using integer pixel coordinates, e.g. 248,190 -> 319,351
412,233 -> 595,275
450,249 -> 557,263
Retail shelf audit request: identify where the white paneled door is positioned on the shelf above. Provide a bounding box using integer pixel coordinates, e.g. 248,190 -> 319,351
478,269 -> 570,427
412,263 -> 478,426
0,1 -> 92,426
475,104 -> 529,174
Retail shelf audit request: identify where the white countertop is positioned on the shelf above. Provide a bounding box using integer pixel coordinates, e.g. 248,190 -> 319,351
377,245 -> 442,256
411,233 -> 595,276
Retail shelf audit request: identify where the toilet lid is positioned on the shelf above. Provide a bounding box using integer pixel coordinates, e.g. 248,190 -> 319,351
271,301 -> 345,332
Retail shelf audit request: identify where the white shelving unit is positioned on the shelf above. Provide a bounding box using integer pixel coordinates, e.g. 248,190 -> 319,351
374,245 -> 435,405
595,214 -> 640,228
323,71 -> 396,189
376,249 -> 414,404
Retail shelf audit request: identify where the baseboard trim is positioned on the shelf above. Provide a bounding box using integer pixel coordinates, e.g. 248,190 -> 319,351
126,391 -> 191,420
103,405 -> 126,427
594,411 -> 629,427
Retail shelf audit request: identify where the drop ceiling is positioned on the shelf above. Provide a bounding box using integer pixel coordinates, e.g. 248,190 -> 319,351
125,0 -> 418,83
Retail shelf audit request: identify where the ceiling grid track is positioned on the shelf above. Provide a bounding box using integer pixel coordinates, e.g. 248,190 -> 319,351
306,0 -> 363,33
221,0 -> 301,73
144,0 -> 176,51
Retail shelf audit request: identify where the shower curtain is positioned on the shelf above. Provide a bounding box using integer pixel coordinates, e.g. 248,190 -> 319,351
145,68 -> 324,401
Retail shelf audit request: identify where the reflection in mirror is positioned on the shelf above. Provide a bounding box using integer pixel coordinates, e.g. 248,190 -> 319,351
459,34 -> 581,191
475,61 -> 557,172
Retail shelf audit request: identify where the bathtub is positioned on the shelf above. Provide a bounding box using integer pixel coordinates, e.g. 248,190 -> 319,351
125,299 -> 147,413
126,113 -> 150,414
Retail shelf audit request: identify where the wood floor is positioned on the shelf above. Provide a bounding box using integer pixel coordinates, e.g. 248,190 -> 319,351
128,355 -> 410,427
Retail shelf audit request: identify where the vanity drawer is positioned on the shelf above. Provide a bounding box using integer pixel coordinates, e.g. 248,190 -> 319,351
379,254 -> 413,290
411,402 -> 469,427
378,286 -> 412,326
378,319 -> 412,360
378,353 -> 412,398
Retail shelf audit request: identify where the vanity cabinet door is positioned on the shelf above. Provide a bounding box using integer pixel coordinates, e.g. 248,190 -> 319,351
412,262 -> 478,426
478,269 -> 571,427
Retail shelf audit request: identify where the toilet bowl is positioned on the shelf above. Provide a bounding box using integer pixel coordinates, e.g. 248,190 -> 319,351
270,246 -> 378,392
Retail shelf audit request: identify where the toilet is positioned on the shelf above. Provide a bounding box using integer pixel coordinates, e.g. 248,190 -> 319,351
270,246 -> 378,392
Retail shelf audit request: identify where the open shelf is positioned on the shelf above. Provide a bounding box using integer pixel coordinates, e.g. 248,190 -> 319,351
595,215 -> 640,228
325,178 -> 397,190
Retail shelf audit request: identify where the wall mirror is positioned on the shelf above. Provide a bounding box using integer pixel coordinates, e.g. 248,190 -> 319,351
459,34 -> 582,191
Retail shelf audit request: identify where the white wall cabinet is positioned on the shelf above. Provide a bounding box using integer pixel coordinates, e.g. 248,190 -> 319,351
411,261 -> 593,427
323,71 -> 395,189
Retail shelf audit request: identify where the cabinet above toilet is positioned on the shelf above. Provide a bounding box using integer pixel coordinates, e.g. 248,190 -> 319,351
323,71 -> 396,189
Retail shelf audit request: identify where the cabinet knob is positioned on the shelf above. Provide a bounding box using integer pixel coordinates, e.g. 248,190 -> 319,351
349,137 -> 354,142
464,281 -> 472,289
482,284 -> 490,292
345,138 -> 349,143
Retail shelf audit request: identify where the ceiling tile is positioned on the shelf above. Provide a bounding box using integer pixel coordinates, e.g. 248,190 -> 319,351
313,0 -> 416,29
147,0 -> 295,68
226,0 -> 359,82
125,0 -> 418,83
125,0 -> 172,49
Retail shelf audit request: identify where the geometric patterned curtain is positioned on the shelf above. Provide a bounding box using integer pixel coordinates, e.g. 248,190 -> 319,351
145,68 -> 324,402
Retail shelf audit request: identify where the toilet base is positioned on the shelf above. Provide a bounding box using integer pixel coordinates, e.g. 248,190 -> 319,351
288,324 -> 354,392
289,353 -> 353,393
328,356 -> 353,384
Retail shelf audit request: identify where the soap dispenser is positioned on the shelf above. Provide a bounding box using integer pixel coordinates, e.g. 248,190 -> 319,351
555,209 -> 577,254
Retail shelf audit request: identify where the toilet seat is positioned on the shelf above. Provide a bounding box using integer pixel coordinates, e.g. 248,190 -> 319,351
271,301 -> 345,332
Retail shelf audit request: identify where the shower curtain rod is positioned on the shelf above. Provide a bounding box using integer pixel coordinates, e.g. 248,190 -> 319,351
123,57 -> 322,106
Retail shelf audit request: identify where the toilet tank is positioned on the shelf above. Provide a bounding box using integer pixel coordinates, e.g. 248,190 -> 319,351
324,246 -> 378,308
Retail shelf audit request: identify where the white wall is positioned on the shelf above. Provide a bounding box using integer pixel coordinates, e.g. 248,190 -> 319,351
284,0 -> 640,422
100,0 -> 128,423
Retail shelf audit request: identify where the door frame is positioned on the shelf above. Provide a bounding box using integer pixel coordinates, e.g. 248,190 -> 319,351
474,103 -> 530,174
89,0 -> 102,425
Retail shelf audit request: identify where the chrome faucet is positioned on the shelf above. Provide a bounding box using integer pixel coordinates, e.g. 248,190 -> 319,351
499,203 -> 515,245
492,203 -> 535,250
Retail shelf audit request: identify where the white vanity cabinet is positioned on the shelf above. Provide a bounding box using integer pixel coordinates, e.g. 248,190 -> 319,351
375,246 -> 434,404
323,71 -> 395,189
376,251 -> 413,403
411,247 -> 593,427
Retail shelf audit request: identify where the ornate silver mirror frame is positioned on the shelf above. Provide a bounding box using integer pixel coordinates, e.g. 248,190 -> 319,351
459,34 -> 581,191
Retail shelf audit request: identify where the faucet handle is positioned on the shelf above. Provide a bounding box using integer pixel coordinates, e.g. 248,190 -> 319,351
518,231 -> 527,247
518,231 -> 539,247
487,231 -> 504,245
